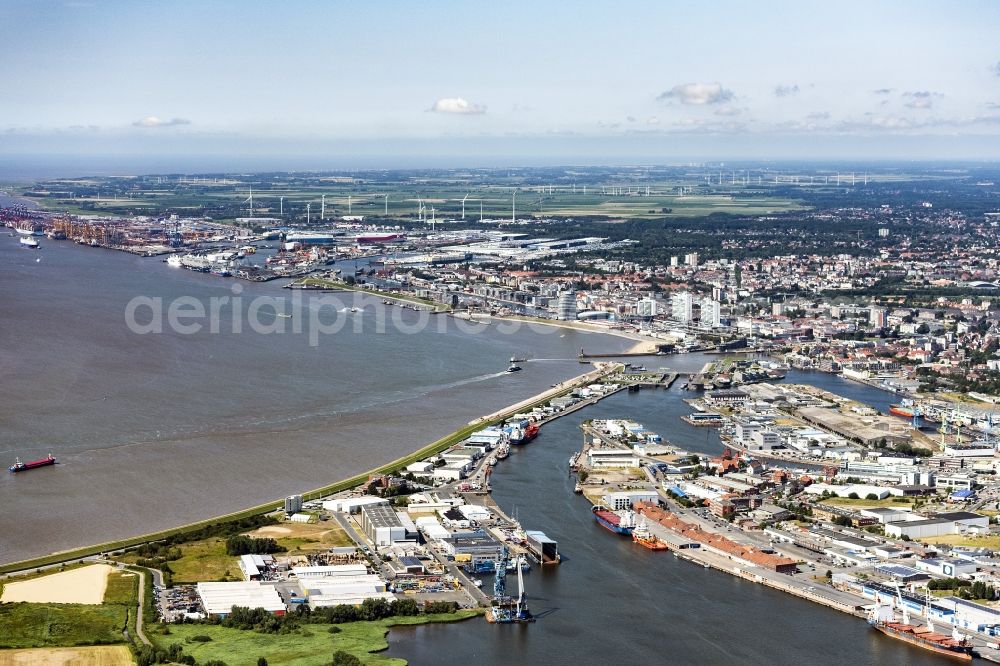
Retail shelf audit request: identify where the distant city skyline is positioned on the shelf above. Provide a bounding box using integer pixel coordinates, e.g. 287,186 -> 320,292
3,0 -> 1000,167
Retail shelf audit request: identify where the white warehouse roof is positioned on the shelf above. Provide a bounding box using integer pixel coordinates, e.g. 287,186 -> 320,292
196,582 -> 285,616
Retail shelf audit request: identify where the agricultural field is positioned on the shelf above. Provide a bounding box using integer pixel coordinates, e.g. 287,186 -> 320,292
154,611 -> 479,666
16,169 -> 813,224
0,645 -> 134,666
0,564 -> 114,605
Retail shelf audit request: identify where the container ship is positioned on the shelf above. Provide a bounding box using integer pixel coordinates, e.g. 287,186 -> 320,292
592,507 -> 636,535
868,602 -> 972,661
9,454 -> 57,473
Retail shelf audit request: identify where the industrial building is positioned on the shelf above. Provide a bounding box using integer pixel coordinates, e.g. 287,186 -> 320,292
360,503 -> 416,547
298,576 -> 394,608
587,448 -> 640,468
196,582 -> 285,618
322,496 -> 389,514
291,564 -> 369,580
915,557 -> 978,578
440,535 -> 504,565
238,554 -> 275,581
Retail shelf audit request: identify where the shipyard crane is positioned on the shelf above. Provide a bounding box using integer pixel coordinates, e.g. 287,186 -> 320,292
488,547 -> 532,624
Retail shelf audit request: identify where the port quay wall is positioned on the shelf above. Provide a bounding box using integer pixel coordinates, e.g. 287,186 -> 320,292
0,363 -> 624,575
641,514 -> 865,618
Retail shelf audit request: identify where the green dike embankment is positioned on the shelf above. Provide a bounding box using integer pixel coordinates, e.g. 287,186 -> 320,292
0,365 -> 612,576
293,276 -> 452,312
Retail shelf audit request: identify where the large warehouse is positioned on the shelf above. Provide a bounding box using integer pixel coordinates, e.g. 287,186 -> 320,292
360,504 -> 417,547
196,582 -> 285,618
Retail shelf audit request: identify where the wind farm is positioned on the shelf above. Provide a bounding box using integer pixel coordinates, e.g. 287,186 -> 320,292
13,165 -> 834,224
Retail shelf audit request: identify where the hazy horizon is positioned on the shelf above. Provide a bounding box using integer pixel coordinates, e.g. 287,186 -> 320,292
4,0 -> 1000,168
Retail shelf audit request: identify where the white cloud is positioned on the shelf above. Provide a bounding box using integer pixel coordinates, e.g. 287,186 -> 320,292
993,61 -> 1000,77
133,116 -> 190,128
806,111 -> 831,120
872,88 -> 893,95
657,82 -> 734,105
902,90 -> 943,110
774,84 -> 800,97
646,116 -> 660,125
430,97 -> 486,114
714,106 -> 745,117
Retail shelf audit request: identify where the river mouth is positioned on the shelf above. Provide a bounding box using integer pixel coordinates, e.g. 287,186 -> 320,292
0,238 -> 634,565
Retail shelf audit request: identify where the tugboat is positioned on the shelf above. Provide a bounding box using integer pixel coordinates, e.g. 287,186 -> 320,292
506,361 -> 522,373
632,515 -> 669,550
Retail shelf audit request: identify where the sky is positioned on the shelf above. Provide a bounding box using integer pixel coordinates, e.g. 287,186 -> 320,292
2,0 -> 1000,170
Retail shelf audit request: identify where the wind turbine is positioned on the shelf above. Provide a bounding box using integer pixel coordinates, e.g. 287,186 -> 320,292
321,194 -> 326,220
383,194 -> 388,216
306,203 -> 311,224
348,194 -> 352,215
244,185 -> 254,218
461,193 -> 470,219
511,189 -> 517,224
279,196 -> 284,216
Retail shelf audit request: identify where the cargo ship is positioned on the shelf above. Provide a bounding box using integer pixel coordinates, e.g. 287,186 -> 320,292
592,507 -> 636,535
868,601 -> 972,661
889,403 -> 916,418
505,420 -> 538,446
9,454 -> 57,473
632,515 -> 669,550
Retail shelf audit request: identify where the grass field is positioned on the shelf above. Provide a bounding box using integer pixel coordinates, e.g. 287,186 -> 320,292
102,572 -> 138,606
0,603 -> 126,649
541,194 -> 805,218
918,534 -> 1000,549
247,522 -> 354,557
154,611 -> 480,665
0,645 -> 134,666
168,538 -> 239,583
